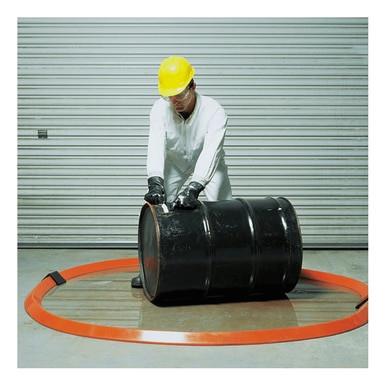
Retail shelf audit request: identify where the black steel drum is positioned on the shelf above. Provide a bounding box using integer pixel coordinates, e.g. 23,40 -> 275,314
138,197 -> 302,305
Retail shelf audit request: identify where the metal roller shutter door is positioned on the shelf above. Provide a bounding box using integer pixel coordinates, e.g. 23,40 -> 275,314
18,17 -> 368,248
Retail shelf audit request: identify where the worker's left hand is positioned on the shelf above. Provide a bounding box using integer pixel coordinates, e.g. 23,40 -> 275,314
172,181 -> 205,209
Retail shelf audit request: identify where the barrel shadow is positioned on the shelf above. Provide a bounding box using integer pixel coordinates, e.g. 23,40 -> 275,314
152,292 -> 289,307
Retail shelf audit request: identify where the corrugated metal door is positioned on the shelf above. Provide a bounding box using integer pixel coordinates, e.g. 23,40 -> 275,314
18,17 -> 368,248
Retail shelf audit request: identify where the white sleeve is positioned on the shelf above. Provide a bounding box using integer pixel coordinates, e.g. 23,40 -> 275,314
191,107 -> 228,186
146,102 -> 166,178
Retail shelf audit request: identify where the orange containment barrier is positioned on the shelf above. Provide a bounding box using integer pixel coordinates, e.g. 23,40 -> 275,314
24,257 -> 368,346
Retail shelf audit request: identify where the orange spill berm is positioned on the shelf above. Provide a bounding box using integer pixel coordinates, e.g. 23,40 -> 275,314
24,257 -> 368,346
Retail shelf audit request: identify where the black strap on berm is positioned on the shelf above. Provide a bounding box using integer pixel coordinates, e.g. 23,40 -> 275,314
43,271 -> 66,286
355,297 -> 368,310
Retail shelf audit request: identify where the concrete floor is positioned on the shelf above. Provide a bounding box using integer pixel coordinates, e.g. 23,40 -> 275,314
18,249 -> 368,368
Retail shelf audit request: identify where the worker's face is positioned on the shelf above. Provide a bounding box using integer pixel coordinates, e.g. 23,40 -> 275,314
168,83 -> 196,113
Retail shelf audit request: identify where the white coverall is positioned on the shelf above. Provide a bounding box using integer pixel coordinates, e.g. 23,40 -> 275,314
147,92 -> 232,203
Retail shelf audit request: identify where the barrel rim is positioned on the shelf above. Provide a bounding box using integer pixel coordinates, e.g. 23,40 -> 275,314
138,202 -> 161,301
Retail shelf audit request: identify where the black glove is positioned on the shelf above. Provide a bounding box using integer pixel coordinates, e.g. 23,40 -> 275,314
173,181 -> 204,209
144,176 -> 166,204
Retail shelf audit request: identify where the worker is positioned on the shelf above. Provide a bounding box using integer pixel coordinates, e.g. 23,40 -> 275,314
131,55 -> 232,288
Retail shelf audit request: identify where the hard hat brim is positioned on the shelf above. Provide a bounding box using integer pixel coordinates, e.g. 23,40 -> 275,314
158,67 -> 195,97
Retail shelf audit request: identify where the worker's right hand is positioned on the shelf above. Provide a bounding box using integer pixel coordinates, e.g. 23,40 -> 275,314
172,181 -> 204,210
144,176 -> 166,205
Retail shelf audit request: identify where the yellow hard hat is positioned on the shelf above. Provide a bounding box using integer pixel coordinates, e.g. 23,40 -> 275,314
158,56 -> 195,97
